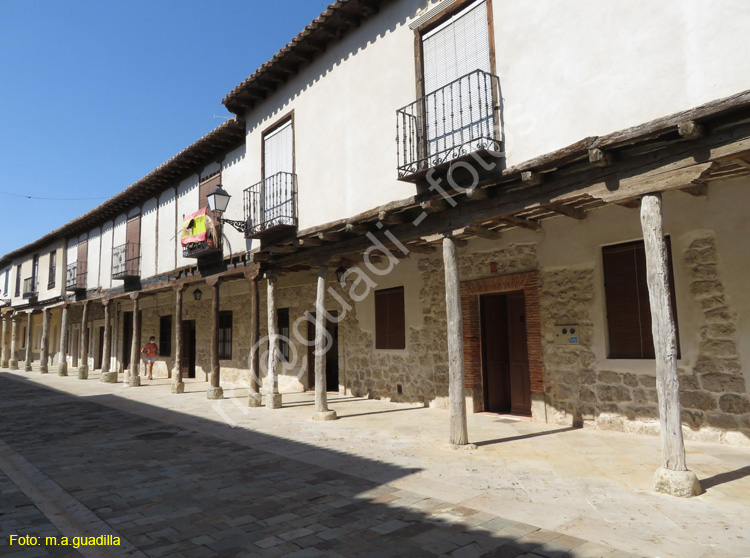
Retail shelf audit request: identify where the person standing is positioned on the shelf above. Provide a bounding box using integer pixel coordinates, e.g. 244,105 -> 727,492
141,336 -> 159,380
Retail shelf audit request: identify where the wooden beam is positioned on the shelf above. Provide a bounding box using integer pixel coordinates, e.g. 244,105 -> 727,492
345,222 -> 370,234
251,252 -> 273,262
465,226 -> 501,240
421,197 -> 450,213
521,171 -> 543,186
589,147 -> 613,167
404,243 -> 436,254
680,183 -> 708,197
268,245 -> 297,255
318,232 -> 342,242
731,157 -> 750,171
497,216 -> 541,231
378,211 -> 405,225
294,237 -> 323,248
615,199 -> 642,209
547,203 -> 587,220
677,120 -> 704,140
466,187 -> 488,200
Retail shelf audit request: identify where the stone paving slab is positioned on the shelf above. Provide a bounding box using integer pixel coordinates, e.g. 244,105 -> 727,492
0,375 -> 627,557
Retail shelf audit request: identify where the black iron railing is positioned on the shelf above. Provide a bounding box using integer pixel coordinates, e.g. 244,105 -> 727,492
66,262 -> 87,291
396,69 -> 501,179
243,172 -> 298,238
112,242 -> 141,280
22,277 -> 37,299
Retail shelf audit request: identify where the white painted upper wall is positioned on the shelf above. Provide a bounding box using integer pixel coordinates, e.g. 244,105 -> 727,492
141,198 -> 158,279
157,189 -> 177,275
239,0 -> 750,232
7,241 -> 65,306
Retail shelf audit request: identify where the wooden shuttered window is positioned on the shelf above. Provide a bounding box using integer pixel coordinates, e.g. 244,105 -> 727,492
218,311 -> 233,360
199,173 -> 221,210
375,287 -> 406,350
602,239 -> 680,359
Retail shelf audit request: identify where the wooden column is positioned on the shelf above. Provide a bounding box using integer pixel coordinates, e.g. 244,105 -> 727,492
312,265 -> 337,421
1,314 -> 10,368
9,314 -> 19,370
101,301 -> 117,382
128,294 -> 140,387
266,274 -> 282,409
39,308 -> 50,373
23,312 -> 33,372
78,301 -> 89,379
207,279 -> 223,400
171,287 -> 185,394
443,236 -> 473,448
58,305 -> 68,376
248,273 -> 262,407
640,194 -> 701,497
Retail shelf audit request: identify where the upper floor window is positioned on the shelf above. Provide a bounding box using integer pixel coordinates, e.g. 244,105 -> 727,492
199,172 -> 221,211
32,254 -> 39,287
14,264 -> 21,297
48,251 -> 56,289
602,239 -> 680,359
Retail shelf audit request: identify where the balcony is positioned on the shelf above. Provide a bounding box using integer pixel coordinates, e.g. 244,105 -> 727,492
22,277 -> 37,300
66,262 -> 87,292
243,172 -> 298,240
181,207 -> 222,259
112,242 -> 141,280
396,69 -> 503,182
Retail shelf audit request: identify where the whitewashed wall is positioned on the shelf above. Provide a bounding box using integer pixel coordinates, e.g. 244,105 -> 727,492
99,220 -> 113,290
157,188 -> 177,274
219,144 -> 249,257
86,227 -> 101,290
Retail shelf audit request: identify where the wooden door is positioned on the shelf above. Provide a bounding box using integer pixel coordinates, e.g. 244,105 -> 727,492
97,326 -> 104,369
125,214 -> 141,276
181,320 -> 196,379
306,312 -> 339,392
122,311 -> 133,369
77,240 -> 88,288
480,294 -> 511,413
507,292 -> 531,415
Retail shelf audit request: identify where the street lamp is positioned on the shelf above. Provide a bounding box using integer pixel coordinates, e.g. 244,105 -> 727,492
206,185 -> 247,233
193,288 -> 203,301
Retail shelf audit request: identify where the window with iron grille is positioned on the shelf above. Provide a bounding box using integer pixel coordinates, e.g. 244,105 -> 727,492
602,239 -> 680,359
375,287 -> 406,350
218,311 -> 232,360
277,308 -> 290,361
159,315 -> 172,357
14,264 -> 21,297
48,251 -> 56,289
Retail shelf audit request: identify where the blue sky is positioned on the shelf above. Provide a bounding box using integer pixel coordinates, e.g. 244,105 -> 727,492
0,0 -> 328,256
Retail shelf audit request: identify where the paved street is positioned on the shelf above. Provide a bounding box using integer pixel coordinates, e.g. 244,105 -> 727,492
0,374 -> 627,558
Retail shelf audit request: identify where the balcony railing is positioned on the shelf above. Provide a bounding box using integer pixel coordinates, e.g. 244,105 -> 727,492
66,262 -> 87,292
112,242 -> 141,280
22,277 -> 37,299
243,172 -> 298,239
396,69 -> 502,181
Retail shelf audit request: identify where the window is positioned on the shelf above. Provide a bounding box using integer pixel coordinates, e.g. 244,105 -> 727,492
3,269 -> 8,297
199,172 -> 221,210
32,254 -> 39,288
262,118 -> 295,227
159,315 -> 172,356
14,264 -> 21,297
218,311 -> 232,360
375,287 -> 406,350
277,308 -> 290,361
48,251 -> 56,289
602,239 -> 680,359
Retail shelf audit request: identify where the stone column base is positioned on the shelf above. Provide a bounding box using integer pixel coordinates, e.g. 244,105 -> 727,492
78,366 -> 89,380
654,467 -> 702,498
9,360 -> 18,370
171,382 -> 185,394
312,410 -> 338,421
58,363 -> 68,376
207,387 -> 224,400
39,365 -> 48,374
0,360 -> 8,368
100,371 -> 118,383
248,393 -> 262,407
266,393 -> 282,409
127,376 -> 141,388
24,362 -> 32,372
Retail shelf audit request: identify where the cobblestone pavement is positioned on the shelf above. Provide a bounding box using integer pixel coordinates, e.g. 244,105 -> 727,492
0,375 -> 633,558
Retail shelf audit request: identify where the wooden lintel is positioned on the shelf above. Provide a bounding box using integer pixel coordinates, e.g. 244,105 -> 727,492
466,187 -> 488,200
378,211 -> 405,225
521,171 -> 543,186
615,199 -> 642,209
678,120 -> 704,140
269,245 -> 297,255
680,183 -> 708,197
318,232 -> 342,242
404,243 -> 436,254
548,203 -> 587,220
252,252 -> 273,262
497,216 -> 541,231
589,147 -> 613,167
465,226 -> 501,240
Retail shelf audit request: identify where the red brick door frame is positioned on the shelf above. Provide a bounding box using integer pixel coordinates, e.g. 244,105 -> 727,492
460,272 -> 544,412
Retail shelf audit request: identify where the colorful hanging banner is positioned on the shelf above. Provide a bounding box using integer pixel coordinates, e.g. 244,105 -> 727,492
181,208 -> 208,246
